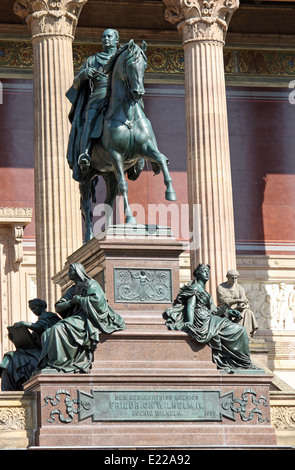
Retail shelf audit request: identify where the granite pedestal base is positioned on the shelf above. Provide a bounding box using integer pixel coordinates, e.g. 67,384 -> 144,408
24,329 -> 277,448
27,227 -> 277,447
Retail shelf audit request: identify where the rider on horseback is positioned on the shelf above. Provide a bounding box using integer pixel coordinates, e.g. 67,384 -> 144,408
66,37 -> 177,241
66,29 -> 119,182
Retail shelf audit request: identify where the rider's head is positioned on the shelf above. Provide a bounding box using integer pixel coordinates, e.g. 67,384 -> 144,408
101,29 -> 119,52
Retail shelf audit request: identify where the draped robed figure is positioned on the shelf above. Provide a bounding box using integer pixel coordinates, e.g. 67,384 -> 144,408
165,264 -> 257,373
38,263 -> 125,373
0,299 -> 60,390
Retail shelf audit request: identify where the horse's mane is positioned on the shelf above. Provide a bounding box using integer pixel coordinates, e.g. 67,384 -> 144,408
104,42 -> 147,103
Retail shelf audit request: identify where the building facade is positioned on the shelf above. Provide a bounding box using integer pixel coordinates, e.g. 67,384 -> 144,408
0,1 -> 295,444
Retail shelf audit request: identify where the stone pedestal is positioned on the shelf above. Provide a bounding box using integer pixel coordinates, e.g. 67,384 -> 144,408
23,226 -> 277,448
24,332 -> 277,447
52,225 -> 185,331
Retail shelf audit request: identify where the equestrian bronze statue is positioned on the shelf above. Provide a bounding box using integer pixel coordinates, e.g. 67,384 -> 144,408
66,30 -> 177,241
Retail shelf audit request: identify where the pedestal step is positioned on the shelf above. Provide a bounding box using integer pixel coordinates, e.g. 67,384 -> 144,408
23,330 -> 277,448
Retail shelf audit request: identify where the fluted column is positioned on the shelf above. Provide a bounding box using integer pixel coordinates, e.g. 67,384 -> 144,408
163,0 -> 239,298
14,0 -> 86,309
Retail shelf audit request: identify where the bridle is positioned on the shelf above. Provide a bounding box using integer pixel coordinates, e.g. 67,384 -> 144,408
105,45 -> 147,131
122,48 -> 147,99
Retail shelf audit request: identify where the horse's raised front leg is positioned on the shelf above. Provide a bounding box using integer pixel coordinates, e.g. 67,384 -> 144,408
110,150 -> 137,224
145,142 -> 177,201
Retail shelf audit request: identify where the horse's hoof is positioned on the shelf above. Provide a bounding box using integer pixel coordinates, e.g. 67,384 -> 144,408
165,189 -> 177,201
125,216 -> 137,225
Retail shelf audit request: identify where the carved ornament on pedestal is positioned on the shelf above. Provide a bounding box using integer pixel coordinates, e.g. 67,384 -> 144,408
13,0 -> 87,39
163,0 -> 239,45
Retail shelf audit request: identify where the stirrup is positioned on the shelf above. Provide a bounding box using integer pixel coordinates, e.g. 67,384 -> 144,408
78,151 -> 91,171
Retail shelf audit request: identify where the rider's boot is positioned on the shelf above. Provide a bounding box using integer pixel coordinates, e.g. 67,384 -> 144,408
78,148 -> 91,175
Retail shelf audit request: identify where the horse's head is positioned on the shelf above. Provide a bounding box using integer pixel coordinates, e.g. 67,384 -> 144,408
123,40 -> 147,101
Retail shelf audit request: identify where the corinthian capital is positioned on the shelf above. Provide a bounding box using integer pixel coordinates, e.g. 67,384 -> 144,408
14,0 -> 87,40
163,0 -> 239,45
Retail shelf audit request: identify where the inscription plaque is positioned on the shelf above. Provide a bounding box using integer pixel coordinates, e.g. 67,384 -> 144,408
114,268 -> 172,303
78,390 -> 236,422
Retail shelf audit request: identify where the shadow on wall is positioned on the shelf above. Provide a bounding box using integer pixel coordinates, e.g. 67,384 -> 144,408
228,86 -> 295,256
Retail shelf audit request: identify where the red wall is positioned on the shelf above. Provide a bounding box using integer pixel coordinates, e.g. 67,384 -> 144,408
1,79 -> 294,255
0,78 -> 35,239
127,83 -> 189,240
227,86 -> 295,254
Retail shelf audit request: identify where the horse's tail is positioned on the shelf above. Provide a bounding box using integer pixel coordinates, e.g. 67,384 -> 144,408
91,176 -> 99,203
127,158 -> 145,181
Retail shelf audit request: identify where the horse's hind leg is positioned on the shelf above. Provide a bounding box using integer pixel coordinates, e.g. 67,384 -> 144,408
103,172 -> 119,229
110,150 -> 137,224
79,178 -> 94,242
145,142 -> 177,201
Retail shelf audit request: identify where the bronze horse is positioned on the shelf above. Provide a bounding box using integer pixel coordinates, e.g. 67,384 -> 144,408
76,40 -> 177,241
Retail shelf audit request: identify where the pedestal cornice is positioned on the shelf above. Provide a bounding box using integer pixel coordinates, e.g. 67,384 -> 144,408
13,0 -> 87,40
163,0 -> 239,45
